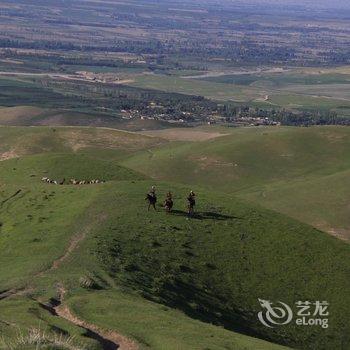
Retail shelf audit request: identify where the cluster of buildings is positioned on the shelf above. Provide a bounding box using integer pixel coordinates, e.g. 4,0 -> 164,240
233,116 -> 280,126
119,102 -> 280,127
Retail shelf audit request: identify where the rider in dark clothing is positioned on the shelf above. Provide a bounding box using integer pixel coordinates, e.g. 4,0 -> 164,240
187,190 -> 196,215
146,186 -> 157,211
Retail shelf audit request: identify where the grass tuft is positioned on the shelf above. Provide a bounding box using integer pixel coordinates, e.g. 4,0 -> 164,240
0,327 -> 84,350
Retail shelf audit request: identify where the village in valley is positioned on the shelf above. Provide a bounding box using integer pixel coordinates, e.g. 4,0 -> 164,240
119,101 -> 281,127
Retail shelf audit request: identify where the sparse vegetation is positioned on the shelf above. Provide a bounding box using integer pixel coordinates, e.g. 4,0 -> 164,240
0,328 -> 84,350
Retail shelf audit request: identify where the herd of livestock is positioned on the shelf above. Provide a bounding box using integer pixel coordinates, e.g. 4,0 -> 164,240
41,177 -> 105,185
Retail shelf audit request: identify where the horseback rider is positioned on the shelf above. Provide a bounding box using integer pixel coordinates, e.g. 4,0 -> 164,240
164,191 -> 174,212
146,185 -> 157,211
187,190 -> 196,215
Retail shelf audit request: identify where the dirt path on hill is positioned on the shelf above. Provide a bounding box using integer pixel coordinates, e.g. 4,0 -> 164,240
51,229 -> 88,270
1,216 -> 101,295
0,189 -> 22,208
0,224 -> 91,299
0,288 -> 20,300
55,304 -> 138,350
41,213 -> 108,274
53,285 -> 138,350
0,214 -> 138,349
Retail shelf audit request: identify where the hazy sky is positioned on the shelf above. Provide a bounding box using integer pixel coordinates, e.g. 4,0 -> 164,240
241,0 -> 350,8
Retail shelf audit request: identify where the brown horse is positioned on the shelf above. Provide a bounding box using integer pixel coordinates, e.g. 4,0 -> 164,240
164,192 -> 174,212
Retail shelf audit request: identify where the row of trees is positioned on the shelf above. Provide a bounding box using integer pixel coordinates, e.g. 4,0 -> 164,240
220,106 -> 349,126
1,38 -> 349,66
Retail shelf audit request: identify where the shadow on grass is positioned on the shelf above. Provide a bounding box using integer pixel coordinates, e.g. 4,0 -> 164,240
83,329 -> 119,350
170,209 -> 240,220
143,279 -> 261,341
41,298 -> 119,350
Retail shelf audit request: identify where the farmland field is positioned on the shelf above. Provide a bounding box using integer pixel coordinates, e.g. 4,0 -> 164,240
127,70 -> 350,115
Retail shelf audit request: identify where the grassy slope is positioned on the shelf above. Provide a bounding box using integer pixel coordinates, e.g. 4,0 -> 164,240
88,181 -> 350,350
0,182 -> 98,288
122,126 -> 350,238
240,169 -> 350,240
0,297 -> 100,350
2,171 -> 350,349
0,153 -> 292,350
0,153 -> 146,183
0,105 -> 174,131
1,126 -> 350,349
0,152 -> 146,288
22,179 -> 350,349
68,290 -> 289,350
0,126 -> 166,161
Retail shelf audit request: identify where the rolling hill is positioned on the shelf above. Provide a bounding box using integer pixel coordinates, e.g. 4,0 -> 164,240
0,125 -> 350,350
0,106 -> 177,131
122,125 -> 350,240
0,147 -> 293,350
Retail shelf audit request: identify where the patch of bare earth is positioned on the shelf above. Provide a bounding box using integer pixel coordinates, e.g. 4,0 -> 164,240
313,219 -> 350,241
0,150 -> 18,161
59,128 -> 164,152
327,228 -> 350,241
321,130 -> 347,144
141,128 -> 229,141
190,155 -> 238,171
0,106 -> 45,123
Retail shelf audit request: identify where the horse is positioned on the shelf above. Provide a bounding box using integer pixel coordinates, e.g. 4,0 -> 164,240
164,192 -> 174,212
146,192 -> 157,211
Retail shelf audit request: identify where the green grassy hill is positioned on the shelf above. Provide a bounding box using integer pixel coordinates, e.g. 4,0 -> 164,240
0,106 -> 174,131
0,153 -> 145,184
1,126 -> 350,350
91,181 -> 350,350
0,151 -> 293,350
122,126 -> 350,239
0,126 -> 166,161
